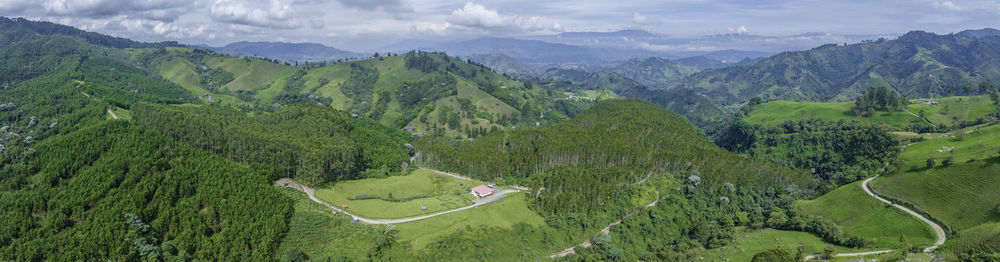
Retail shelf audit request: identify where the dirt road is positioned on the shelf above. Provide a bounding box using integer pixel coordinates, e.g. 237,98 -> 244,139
275,178 -> 519,224
550,190 -> 660,258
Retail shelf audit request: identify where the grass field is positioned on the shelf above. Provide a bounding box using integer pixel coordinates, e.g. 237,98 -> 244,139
795,181 -> 936,249
313,169 -> 483,218
394,193 -> 547,250
870,124 -> 1000,231
746,100 -> 925,129
895,124 -> 1000,164
701,229 -> 880,262
871,161 -> 1000,231
907,96 -> 996,127
941,222 -> 1000,258
275,188 -> 385,261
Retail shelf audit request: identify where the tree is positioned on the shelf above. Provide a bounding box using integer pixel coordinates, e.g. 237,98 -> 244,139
823,245 -> 836,258
751,248 -> 796,262
899,234 -> 908,244
927,158 -> 937,169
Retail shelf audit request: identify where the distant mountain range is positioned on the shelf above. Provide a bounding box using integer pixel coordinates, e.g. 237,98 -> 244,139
667,29 -> 1000,105
197,41 -> 365,62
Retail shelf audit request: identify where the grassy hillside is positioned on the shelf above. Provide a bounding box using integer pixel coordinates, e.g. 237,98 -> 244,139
870,124 -> 1000,232
701,229 -> 882,262
907,95 -> 997,127
795,181 -> 936,249
746,100 -> 926,129
941,222 -> 1000,260
143,49 -> 586,138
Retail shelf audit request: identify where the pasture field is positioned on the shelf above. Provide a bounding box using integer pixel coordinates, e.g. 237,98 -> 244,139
394,193 -> 547,250
907,95 -> 996,127
794,181 -> 936,249
745,100 -> 924,129
894,124 -> 1000,164
871,161 -> 1000,231
701,229 -> 880,262
313,169 -> 483,219
941,222 -> 1000,258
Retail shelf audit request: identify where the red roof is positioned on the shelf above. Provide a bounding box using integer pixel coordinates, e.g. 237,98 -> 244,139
472,185 -> 493,195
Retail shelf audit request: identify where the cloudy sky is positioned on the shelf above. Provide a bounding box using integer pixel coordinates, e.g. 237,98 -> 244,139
1,0 -> 998,51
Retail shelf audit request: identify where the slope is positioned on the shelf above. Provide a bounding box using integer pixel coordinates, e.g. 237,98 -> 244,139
669,31 -> 1000,106
610,56 -> 700,87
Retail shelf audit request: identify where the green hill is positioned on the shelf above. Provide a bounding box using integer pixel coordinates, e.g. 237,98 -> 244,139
669,31 -> 1000,106
794,181 -> 936,249
870,124 -> 1000,232
140,48 -> 587,138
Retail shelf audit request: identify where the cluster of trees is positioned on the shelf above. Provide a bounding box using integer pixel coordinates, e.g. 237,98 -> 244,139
712,117 -> 899,190
131,103 -> 411,185
342,61 -> 379,117
0,122 -> 292,260
853,86 -> 907,117
403,51 -> 442,73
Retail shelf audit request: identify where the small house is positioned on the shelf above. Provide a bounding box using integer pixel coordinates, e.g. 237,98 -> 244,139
916,99 -> 938,106
471,185 -> 494,199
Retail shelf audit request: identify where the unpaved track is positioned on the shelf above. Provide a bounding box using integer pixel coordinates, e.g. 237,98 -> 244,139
107,108 -> 119,120
805,143 -> 946,260
275,178 -> 519,224
904,108 -> 937,127
550,190 -> 660,258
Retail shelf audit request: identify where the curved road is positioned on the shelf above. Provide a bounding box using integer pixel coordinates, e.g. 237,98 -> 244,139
806,143 -> 946,260
275,178 -> 519,224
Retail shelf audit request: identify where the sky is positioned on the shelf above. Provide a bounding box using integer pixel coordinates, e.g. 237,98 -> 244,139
0,0 -> 998,51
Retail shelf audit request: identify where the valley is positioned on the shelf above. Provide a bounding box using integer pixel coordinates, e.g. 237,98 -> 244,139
1,14 -> 1000,262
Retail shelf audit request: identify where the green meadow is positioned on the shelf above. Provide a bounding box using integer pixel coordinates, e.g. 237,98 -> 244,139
313,169 -> 483,219
746,100 -> 925,129
701,229 -> 880,262
795,181 -> 936,249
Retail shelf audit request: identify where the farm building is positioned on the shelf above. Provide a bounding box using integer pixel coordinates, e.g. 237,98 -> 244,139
916,99 -> 938,106
470,185 -> 493,199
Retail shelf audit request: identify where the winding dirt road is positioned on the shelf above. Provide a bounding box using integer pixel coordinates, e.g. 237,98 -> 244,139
805,143 -> 946,260
275,178 -> 519,224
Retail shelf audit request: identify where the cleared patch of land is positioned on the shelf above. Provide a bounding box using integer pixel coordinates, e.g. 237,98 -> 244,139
394,193 -> 546,250
795,181 -> 936,249
907,96 -> 996,127
746,100 -> 925,129
313,169 -> 483,219
701,229 -> 880,262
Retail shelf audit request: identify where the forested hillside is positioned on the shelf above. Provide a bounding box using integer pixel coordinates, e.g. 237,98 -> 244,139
610,57 -> 700,87
412,99 -> 899,260
532,68 -> 728,126
0,122 -> 292,261
669,30 -> 1000,105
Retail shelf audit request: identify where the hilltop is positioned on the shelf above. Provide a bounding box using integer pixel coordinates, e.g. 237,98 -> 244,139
669,30 -> 1000,106
202,41 -> 365,63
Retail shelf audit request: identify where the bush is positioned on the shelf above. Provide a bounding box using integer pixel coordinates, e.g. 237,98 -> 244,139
751,248 -> 796,262
927,158 -> 937,169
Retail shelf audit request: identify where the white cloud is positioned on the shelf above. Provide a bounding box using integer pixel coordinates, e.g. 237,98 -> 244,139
936,1 -> 963,11
448,3 -> 562,33
337,0 -> 412,12
210,0 -> 300,29
728,25 -> 749,34
41,0 -> 190,17
632,12 -> 650,25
